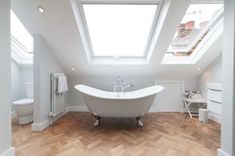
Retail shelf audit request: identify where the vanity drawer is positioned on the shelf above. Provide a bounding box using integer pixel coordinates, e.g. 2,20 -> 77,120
208,89 -> 222,103
207,100 -> 221,115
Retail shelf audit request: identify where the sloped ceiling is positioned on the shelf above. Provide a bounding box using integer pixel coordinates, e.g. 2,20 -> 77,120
11,0 -> 223,77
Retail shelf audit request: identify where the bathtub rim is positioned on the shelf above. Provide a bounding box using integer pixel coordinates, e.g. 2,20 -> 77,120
74,84 -> 164,100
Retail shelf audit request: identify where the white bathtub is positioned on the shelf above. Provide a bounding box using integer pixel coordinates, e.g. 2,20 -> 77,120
74,84 -> 164,126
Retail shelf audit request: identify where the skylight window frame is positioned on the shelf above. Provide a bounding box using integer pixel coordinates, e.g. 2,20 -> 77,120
11,41 -> 34,65
10,10 -> 34,54
11,35 -> 33,54
162,1 -> 224,65
162,17 -> 223,65
71,0 -> 164,64
166,2 -> 224,55
10,10 -> 34,65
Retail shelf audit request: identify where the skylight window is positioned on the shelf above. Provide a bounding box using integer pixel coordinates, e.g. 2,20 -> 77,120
167,3 -> 223,56
83,4 -> 157,57
11,10 -> 33,53
71,0 -> 163,64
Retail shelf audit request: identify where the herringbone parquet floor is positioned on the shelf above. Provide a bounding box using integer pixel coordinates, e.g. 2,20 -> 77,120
12,112 -> 220,156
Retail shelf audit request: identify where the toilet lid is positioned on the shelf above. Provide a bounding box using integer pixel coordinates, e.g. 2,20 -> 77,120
13,99 -> 33,105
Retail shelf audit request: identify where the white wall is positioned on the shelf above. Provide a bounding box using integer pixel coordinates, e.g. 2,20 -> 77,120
197,54 -> 223,123
21,66 -> 33,98
197,54 -> 222,97
33,34 -> 66,131
11,61 -> 23,102
0,0 -> 14,155
11,61 -> 33,102
218,0 -> 235,155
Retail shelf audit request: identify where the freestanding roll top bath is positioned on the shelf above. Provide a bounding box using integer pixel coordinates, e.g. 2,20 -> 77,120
74,84 -> 164,127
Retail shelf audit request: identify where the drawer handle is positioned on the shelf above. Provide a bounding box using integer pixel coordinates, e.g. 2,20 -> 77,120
209,99 -> 222,104
209,89 -> 222,91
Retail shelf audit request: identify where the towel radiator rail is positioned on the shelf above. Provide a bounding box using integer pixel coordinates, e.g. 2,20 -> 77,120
49,73 -> 66,124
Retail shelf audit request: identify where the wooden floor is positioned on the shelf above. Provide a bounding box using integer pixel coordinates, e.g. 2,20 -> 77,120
12,112 -> 220,156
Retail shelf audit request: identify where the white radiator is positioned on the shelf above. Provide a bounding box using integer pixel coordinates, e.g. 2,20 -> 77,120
50,73 -> 67,121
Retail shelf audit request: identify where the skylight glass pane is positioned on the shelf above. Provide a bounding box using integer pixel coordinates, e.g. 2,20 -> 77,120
167,4 -> 223,54
11,10 -> 33,53
83,4 -> 157,57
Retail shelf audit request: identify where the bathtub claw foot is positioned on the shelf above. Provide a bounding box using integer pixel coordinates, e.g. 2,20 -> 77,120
138,120 -> 144,127
136,117 -> 144,127
92,113 -> 101,127
94,119 -> 99,127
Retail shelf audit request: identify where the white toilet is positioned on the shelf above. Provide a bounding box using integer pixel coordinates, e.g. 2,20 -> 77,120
13,82 -> 33,124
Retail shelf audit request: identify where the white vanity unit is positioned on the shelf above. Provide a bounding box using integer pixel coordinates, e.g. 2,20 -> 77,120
207,83 -> 222,123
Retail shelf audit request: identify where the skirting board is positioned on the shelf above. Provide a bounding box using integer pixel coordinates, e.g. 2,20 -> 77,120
32,119 -> 50,131
65,106 -> 178,113
0,147 -> 15,156
11,111 -> 16,118
32,107 -> 88,132
49,111 -> 66,125
208,112 -> 221,124
217,148 -> 230,156
65,106 -> 88,112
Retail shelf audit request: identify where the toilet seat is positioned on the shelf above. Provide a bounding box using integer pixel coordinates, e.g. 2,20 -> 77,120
13,99 -> 34,124
13,99 -> 33,105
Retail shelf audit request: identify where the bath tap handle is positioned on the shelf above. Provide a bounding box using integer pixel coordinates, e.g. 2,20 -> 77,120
117,76 -> 124,86
123,83 -> 134,91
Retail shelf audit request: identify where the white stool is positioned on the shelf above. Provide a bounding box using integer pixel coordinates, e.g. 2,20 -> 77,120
199,109 -> 208,123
